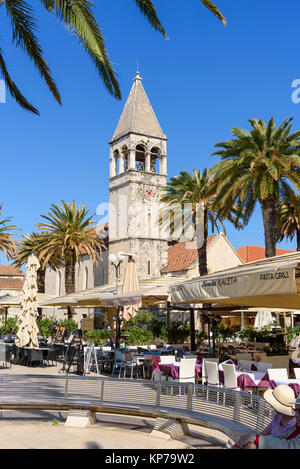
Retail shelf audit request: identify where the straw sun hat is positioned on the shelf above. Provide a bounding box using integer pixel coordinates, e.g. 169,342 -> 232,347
263,385 -> 296,417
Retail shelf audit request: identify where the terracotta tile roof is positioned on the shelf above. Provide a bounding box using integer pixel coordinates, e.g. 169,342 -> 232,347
236,245 -> 296,263
0,277 -> 24,290
161,236 -> 216,273
0,265 -> 24,276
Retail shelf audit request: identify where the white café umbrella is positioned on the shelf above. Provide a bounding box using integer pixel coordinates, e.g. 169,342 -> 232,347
121,256 -> 141,321
15,255 -> 40,348
254,311 -> 276,329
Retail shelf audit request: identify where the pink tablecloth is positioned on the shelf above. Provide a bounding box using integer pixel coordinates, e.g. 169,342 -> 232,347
219,370 -> 270,392
157,363 -> 202,380
269,379 -> 300,397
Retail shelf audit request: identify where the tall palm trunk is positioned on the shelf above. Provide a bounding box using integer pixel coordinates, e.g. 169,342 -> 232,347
261,198 -> 277,258
196,207 -> 209,337
65,252 -> 76,319
197,207 -> 208,276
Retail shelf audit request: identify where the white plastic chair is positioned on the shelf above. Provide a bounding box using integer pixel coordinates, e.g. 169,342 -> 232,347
268,368 -> 289,381
160,355 -> 175,364
256,362 -> 272,373
238,360 -> 252,371
294,368 -> 300,379
205,361 -> 222,403
202,358 -> 220,384
222,363 -> 241,390
178,358 -> 197,383
206,361 -> 221,386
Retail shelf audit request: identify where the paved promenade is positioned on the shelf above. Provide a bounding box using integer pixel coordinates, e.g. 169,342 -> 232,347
0,362 -> 227,449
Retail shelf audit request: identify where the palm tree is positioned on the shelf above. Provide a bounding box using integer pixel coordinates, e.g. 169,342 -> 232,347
36,200 -> 106,318
210,117 -> 300,258
0,204 -> 17,259
1,0 -> 225,114
276,182 -> 300,251
160,168 -> 239,276
14,232 -> 63,293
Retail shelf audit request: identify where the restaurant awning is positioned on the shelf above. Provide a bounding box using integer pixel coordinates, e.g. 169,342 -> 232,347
0,293 -> 55,308
40,276 -> 186,308
169,252 -> 300,309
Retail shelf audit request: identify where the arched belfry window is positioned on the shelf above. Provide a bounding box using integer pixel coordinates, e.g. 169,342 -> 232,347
113,150 -> 120,174
122,145 -> 128,171
135,144 -> 145,171
150,147 -> 161,173
84,266 -> 89,290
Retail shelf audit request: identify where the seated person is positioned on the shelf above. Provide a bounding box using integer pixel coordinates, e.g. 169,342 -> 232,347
233,385 -> 300,449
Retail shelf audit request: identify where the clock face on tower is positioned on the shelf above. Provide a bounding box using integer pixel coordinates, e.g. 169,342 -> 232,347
145,187 -> 154,200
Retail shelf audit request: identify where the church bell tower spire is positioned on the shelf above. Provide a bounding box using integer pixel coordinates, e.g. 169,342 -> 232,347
108,72 -> 168,283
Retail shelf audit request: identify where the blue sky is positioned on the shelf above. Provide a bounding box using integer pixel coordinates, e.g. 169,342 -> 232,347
1,0 -> 300,264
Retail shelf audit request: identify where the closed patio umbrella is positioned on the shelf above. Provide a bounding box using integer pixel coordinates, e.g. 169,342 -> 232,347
121,256 -> 141,321
15,255 -> 40,348
254,311 -> 275,329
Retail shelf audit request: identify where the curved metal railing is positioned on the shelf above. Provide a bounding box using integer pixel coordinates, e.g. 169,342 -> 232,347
0,374 -> 274,441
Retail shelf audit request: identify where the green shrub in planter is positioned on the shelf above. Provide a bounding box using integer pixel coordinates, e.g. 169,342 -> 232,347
125,325 -> 154,346
84,329 -> 113,346
164,321 -> 190,344
59,319 -> 78,333
37,318 -> 56,338
0,317 -> 18,335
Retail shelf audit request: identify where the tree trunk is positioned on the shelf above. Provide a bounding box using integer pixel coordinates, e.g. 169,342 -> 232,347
297,229 -> 300,251
37,268 -> 45,319
197,207 -> 208,276
261,199 -> 277,258
196,207 -> 210,338
65,252 -> 76,320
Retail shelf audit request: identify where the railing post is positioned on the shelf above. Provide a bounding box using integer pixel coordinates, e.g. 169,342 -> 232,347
256,398 -> 267,432
187,384 -> 193,411
233,391 -> 242,423
64,374 -> 69,400
156,383 -> 161,408
100,378 -> 105,401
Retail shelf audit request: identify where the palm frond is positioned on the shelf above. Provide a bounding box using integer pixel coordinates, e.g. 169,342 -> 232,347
5,0 -> 61,106
40,0 -> 121,99
200,0 -> 226,24
0,47 -> 39,114
132,0 -> 168,38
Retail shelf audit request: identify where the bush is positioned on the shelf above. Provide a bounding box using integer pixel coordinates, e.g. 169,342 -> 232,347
196,330 -> 208,346
0,317 -> 18,334
58,319 -> 78,334
238,325 -> 272,343
164,321 -> 190,344
37,318 -> 55,338
286,326 -> 300,344
214,324 -> 237,343
83,329 -> 113,346
125,325 -> 154,346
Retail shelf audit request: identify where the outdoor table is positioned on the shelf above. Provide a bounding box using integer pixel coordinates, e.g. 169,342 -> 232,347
157,362 -> 202,380
219,369 -> 270,393
269,378 -> 300,397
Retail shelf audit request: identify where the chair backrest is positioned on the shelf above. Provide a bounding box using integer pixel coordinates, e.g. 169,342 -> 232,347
183,354 -> 198,359
238,360 -> 252,371
256,362 -> 272,373
205,361 -> 220,386
179,358 -> 196,383
294,368 -> 300,379
222,363 -> 238,389
202,358 -> 219,384
268,368 -> 288,381
159,355 -> 175,364
114,351 -> 124,363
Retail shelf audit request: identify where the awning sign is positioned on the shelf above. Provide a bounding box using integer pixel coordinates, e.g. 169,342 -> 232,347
170,265 -> 297,304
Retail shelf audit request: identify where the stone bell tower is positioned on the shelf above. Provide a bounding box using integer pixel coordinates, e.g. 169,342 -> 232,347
108,71 -> 169,283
